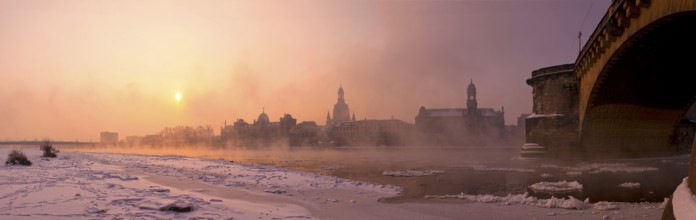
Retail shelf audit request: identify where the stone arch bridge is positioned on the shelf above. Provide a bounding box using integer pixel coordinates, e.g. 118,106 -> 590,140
525,0 -> 696,216
577,0 -> 696,158
572,0 -> 696,204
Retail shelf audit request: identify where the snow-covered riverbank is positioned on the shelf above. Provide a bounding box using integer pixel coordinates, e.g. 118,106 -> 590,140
0,148 -> 667,219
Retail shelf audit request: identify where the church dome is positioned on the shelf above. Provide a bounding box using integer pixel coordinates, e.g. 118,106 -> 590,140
257,111 -> 270,124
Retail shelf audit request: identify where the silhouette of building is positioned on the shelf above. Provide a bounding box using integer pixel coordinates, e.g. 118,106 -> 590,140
326,86 -> 354,126
99,132 -> 119,145
415,80 -> 506,146
220,110 -> 321,147
289,121 -> 321,146
329,119 -> 414,146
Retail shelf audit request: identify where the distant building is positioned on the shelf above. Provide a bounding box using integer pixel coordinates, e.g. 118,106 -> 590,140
326,86 -> 355,126
415,80 -> 506,146
289,121 -> 321,146
328,119 -> 415,146
100,132 -> 119,145
125,136 -> 142,146
141,134 -> 162,146
221,110 -> 321,147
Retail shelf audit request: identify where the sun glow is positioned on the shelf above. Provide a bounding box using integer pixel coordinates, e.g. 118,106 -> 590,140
175,91 -> 182,102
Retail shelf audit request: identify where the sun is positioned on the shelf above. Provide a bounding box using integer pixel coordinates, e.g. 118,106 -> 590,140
175,91 -> 182,102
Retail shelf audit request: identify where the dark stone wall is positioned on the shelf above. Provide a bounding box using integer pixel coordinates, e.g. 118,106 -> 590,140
525,64 -> 580,157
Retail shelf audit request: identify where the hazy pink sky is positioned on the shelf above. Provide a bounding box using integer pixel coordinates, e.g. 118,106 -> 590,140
0,0 -> 609,141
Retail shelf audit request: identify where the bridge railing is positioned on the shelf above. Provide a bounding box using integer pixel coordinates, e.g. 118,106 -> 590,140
575,0 -> 650,77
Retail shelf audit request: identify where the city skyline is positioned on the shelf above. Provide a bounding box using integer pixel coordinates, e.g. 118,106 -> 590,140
0,0 -> 610,140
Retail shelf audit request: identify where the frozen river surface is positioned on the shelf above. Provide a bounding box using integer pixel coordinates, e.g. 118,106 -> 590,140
0,145 -> 675,219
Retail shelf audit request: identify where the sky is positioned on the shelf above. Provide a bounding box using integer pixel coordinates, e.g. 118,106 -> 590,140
0,0 -> 610,141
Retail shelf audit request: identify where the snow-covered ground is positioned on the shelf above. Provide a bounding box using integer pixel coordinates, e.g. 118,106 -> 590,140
0,148 -> 667,219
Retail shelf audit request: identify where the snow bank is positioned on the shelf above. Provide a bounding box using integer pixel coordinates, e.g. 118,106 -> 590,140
0,149 -> 407,219
382,170 -> 444,177
671,177 -> 696,220
529,181 -> 583,193
618,182 -> 641,189
425,192 -> 589,210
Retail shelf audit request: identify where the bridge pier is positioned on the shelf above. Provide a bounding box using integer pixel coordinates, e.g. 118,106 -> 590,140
524,64 -> 581,159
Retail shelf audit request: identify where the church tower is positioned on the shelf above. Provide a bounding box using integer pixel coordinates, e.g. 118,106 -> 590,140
467,79 -> 478,116
330,85 -> 351,124
326,111 -> 332,126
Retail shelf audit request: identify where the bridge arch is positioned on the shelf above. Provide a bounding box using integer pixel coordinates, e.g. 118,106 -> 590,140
576,1 -> 696,157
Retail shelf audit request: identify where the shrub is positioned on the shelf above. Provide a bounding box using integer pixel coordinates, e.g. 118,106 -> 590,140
40,144 -> 58,158
6,150 -> 32,166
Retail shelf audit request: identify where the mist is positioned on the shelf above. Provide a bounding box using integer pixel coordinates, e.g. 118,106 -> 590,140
0,0 -> 609,141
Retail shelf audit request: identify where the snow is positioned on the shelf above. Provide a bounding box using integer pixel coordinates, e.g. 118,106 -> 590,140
529,181 -> 583,193
540,173 -> 553,178
0,148 -> 402,219
671,177 -> 696,220
382,170 -> 444,177
425,191 -> 666,216
526,113 -> 565,118
618,182 -> 641,189
425,192 -> 587,209
594,201 -> 620,211
539,163 -> 659,174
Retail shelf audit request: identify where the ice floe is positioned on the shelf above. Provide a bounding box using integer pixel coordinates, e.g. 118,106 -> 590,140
529,180 -> 583,193
425,192 -> 588,210
470,165 -> 536,173
538,163 -> 659,174
381,170 -> 445,177
618,182 -> 641,189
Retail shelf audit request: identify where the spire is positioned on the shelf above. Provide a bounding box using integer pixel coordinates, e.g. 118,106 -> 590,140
326,110 -> 332,126
337,85 -> 345,101
352,112 -> 356,121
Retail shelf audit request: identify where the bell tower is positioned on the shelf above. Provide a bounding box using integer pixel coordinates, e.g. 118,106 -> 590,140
467,79 -> 478,116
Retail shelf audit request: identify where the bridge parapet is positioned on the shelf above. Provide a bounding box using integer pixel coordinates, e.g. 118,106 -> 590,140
576,0 -> 651,78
